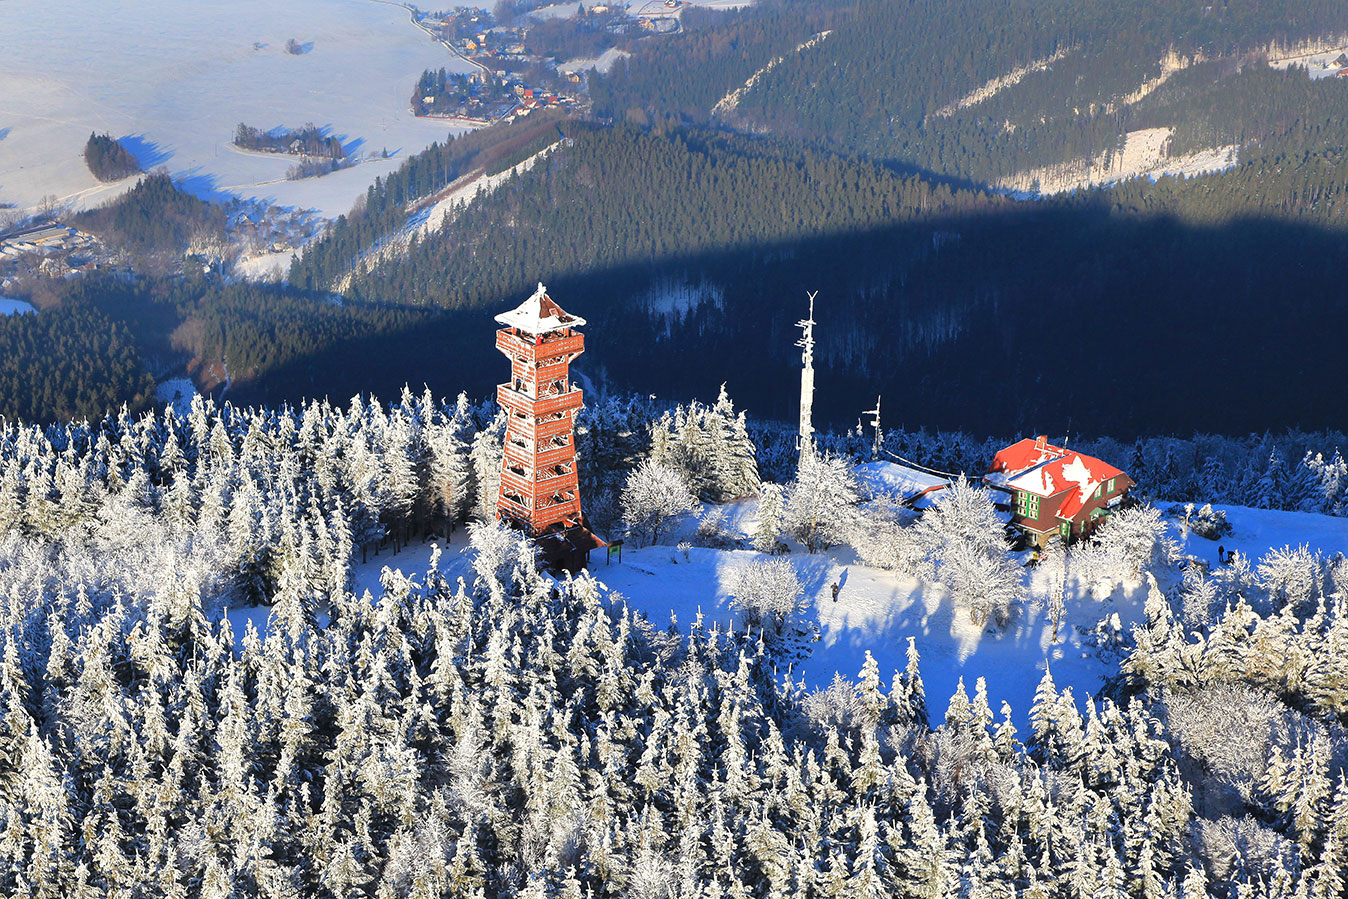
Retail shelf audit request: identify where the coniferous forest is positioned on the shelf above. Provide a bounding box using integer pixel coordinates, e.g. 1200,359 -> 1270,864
0,394 -> 1346,897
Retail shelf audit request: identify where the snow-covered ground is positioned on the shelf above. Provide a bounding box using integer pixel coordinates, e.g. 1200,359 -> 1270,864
933,47 -> 1075,118
999,126 -> 1239,197
216,495 -> 1348,727
0,297 -> 36,316
1267,40 -> 1348,80
155,378 -> 200,418
232,250 -> 295,282
0,0 -> 477,220
562,48 -> 632,74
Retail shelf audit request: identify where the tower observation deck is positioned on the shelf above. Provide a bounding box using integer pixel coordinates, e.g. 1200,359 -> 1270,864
493,283 -> 605,569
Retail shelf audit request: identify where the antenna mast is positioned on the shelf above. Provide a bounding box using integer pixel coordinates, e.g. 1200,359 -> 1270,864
863,395 -> 882,460
797,291 -> 817,467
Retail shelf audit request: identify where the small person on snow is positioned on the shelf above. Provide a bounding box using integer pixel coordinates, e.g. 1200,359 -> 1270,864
1217,544 -> 1225,564
830,582 -> 840,602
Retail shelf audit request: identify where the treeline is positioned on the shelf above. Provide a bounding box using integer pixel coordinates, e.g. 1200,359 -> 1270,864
82,132 -> 141,182
523,9 -> 622,62
233,122 -> 344,158
73,173 -> 224,255
0,302 -> 154,423
590,0 -> 842,127
1133,63 -> 1348,158
342,123 -> 997,309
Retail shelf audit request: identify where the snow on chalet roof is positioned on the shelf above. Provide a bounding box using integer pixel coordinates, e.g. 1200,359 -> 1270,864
495,283 -> 586,335
986,437 -> 1127,519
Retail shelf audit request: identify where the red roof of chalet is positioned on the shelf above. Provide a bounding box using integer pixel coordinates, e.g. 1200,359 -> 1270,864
985,437 -> 1129,521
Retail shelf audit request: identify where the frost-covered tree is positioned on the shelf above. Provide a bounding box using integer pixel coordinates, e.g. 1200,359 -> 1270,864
620,459 -> 699,546
727,557 -> 804,641
784,452 -> 862,553
751,482 -> 787,554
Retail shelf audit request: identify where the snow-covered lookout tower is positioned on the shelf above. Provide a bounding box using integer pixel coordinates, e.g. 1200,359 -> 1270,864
494,283 -> 605,570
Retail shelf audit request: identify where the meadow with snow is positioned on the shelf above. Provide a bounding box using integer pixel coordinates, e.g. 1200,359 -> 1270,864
0,0 -> 476,220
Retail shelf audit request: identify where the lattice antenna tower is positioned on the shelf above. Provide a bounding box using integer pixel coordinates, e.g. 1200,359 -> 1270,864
796,291 -> 818,467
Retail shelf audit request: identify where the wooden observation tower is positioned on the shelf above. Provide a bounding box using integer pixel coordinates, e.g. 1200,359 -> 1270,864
494,283 -> 605,570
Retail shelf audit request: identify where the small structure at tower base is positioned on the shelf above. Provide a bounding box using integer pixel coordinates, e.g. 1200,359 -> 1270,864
493,283 -> 606,572
535,524 -> 607,573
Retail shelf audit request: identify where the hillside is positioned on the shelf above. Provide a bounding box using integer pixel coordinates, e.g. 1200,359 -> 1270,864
295,124 -> 1348,437
596,0 -> 1348,187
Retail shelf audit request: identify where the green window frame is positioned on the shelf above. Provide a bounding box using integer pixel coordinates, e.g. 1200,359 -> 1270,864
1108,477 -> 1116,493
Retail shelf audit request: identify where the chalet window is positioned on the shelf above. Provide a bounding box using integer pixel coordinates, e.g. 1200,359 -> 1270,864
1108,477 -> 1116,492
1095,484 -> 1102,499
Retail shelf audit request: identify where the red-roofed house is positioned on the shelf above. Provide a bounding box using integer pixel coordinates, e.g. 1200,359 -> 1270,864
983,435 -> 1133,544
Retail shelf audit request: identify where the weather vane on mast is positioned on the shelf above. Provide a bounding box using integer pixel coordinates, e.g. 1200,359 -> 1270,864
797,291 -> 817,468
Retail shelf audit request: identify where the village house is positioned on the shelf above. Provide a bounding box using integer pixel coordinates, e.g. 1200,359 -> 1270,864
983,436 -> 1133,545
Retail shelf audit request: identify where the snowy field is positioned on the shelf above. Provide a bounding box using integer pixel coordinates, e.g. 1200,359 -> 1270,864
230,494 -> 1348,727
0,297 -> 36,316
0,0 -> 477,220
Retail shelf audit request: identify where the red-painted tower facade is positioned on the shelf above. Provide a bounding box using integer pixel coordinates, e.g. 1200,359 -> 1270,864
494,284 -> 603,568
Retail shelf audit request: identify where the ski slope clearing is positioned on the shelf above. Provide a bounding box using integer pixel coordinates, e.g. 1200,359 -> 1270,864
238,498 -> 1344,728
999,126 -> 1239,197
562,48 -> 632,74
713,32 -> 832,117
332,139 -> 563,292
0,0 -> 477,220
932,47 -> 1075,118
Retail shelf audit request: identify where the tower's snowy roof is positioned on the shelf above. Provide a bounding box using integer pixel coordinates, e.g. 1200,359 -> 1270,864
495,283 -> 586,335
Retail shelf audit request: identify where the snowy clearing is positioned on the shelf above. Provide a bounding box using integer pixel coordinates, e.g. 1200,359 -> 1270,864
220,497 -> 1348,727
932,47 -> 1075,118
562,48 -> 632,74
155,378 -> 200,418
232,250 -> 295,282
0,297 -> 36,316
0,0 -> 477,220
712,31 -> 832,116
1267,36 -> 1348,80
998,126 -> 1239,197
333,139 -> 563,291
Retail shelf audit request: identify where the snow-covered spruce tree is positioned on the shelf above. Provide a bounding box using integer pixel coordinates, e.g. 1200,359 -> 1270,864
620,458 -> 699,546
469,407 -> 507,522
1079,503 -> 1179,583
851,492 -> 925,573
647,385 -> 759,502
909,477 -> 1023,625
751,481 -> 787,554
783,451 -> 862,553
727,557 -> 805,647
